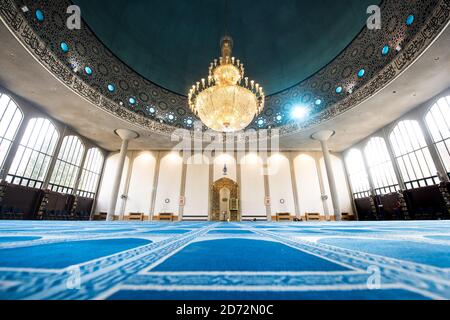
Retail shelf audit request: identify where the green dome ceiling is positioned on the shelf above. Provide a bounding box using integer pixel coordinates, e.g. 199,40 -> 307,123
73,0 -> 378,95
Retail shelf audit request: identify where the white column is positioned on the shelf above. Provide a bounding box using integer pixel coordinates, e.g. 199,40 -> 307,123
312,130 -> 341,221
107,129 -> 138,221
288,152 -> 301,219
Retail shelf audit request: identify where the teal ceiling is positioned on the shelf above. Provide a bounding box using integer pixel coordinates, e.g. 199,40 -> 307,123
73,0 -> 378,95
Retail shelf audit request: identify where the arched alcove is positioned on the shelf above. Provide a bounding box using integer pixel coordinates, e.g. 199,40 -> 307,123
211,178 -> 239,221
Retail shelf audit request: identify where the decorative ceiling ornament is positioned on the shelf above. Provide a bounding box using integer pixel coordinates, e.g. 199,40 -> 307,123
2,0 -> 449,138
188,36 -> 265,132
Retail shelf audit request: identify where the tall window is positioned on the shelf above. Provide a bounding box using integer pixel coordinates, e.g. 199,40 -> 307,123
364,137 -> 399,195
345,149 -> 371,198
7,118 -> 59,188
77,148 -> 104,198
49,135 -> 85,194
389,120 -> 438,189
425,96 -> 450,174
0,93 -> 23,171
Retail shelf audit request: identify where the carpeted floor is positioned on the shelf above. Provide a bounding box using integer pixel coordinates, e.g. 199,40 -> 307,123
0,221 -> 449,300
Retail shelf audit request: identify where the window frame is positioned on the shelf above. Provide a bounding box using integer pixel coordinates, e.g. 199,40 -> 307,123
76,147 -> 104,198
364,136 -> 400,195
345,148 -> 371,199
49,135 -> 85,194
6,117 -> 60,189
424,95 -> 450,177
0,93 -> 24,171
389,119 -> 439,190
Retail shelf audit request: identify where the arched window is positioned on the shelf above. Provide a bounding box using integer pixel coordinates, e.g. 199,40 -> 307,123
0,93 -> 23,170
345,149 -> 370,199
49,135 -> 85,194
77,148 -> 104,198
389,120 -> 438,189
7,118 -> 59,188
364,137 -> 399,195
425,96 -> 450,174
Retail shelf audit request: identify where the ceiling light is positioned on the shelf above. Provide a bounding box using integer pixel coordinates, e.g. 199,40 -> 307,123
291,106 -> 309,120
188,36 -> 265,132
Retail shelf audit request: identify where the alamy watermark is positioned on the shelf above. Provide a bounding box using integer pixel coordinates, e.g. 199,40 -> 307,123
367,265 -> 382,290
38,4 -> 382,32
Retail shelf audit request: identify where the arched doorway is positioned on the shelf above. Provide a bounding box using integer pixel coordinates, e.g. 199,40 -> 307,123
211,178 -> 239,221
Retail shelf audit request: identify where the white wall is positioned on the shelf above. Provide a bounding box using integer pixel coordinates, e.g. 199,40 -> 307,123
268,154 -> 295,214
96,152 -> 129,215
320,155 -> 353,215
184,155 -> 209,217
124,152 -> 156,216
97,150 -> 352,220
240,153 -> 266,217
154,152 -> 183,215
294,154 -> 324,216
213,153 -> 236,181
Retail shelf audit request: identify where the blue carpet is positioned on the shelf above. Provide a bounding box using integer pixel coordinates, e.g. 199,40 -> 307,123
0,236 -> 41,243
425,235 -> 450,241
0,221 -> 449,300
144,229 -> 191,234
0,238 -> 151,268
207,229 -> 254,234
319,238 -> 450,268
153,239 -> 348,272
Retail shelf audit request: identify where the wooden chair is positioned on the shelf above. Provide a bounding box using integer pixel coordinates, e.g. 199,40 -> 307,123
93,212 -> 107,220
305,212 -> 321,221
157,212 -> 174,221
276,212 -> 293,222
341,212 -> 355,221
127,212 -> 144,221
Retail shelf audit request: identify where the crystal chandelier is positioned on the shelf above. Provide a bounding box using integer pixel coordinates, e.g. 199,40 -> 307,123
188,36 -> 265,132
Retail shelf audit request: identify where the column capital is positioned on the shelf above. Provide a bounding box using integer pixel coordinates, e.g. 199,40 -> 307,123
114,129 -> 139,141
311,130 -> 335,142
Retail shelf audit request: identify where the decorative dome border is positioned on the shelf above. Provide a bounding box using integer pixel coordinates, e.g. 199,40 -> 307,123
0,0 -> 449,138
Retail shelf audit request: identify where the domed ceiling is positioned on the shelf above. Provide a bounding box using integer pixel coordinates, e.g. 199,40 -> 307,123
1,0 -> 448,139
73,0 -> 378,95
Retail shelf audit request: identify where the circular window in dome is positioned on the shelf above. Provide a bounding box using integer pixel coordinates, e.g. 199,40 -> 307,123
274,113 -> 283,124
84,66 -> 93,75
382,45 -> 390,56
335,86 -> 343,94
358,69 -> 365,78
147,106 -> 156,114
60,42 -> 69,53
128,97 -> 136,105
166,112 -> 176,122
35,9 -> 44,22
107,84 -> 115,92
406,15 -> 415,26
184,117 -> 194,127
256,118 -> 267,128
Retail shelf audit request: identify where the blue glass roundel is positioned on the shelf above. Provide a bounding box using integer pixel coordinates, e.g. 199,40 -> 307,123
60,42 -> 69,53
382,45 -> 389,56
167,114 -> 175,121
406,15 -> 415,26
335,86 -> 343,94
107,84 -> 115,92
84,66 -> 92,75
358,69 -> 365,78
257,119 -> 264,126
274,114 -> 283,123
35,9 -> 44,22
186,118 -> 193,125
315,99 -> 322,106
148,106 -> 156,114
129,97 -> 136,105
